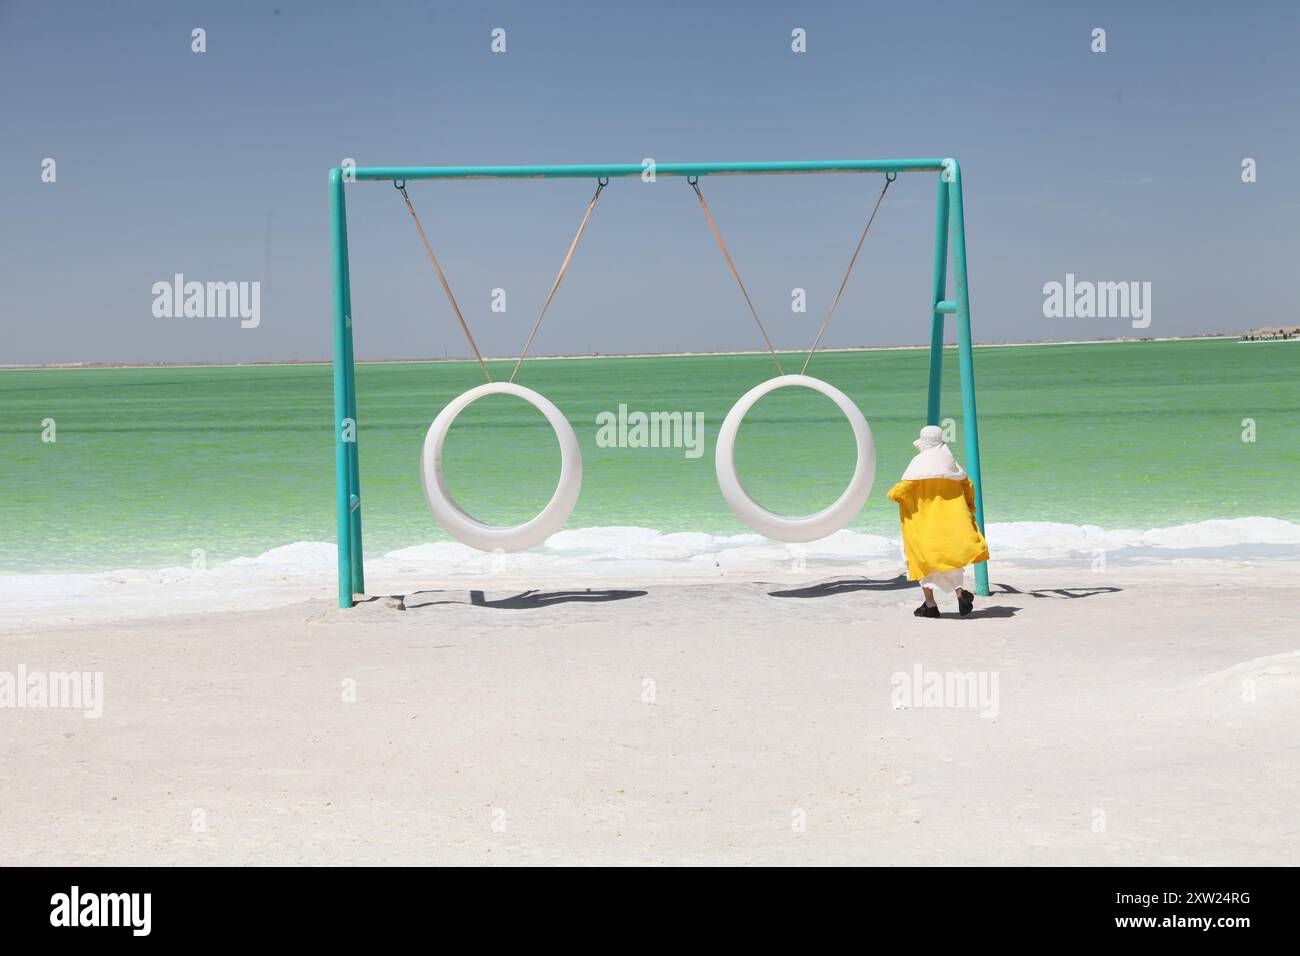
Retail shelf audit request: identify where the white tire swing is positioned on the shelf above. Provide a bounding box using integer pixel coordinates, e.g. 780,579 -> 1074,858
689,172 -> 893,542
714,374 -> 875,542
420,381 -> 582,552
399,178 -> 606,552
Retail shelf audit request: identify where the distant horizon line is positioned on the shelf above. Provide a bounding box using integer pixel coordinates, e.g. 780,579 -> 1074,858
0,333 -> 1239,371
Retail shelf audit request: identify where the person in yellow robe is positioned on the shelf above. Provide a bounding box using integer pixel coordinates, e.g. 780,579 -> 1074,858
886,425 -> 989,618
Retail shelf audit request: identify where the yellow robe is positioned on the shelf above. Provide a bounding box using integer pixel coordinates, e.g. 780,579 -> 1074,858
886,477 -> 989,581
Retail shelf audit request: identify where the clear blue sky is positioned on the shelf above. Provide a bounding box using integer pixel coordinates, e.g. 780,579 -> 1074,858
2,0 -> 1297,364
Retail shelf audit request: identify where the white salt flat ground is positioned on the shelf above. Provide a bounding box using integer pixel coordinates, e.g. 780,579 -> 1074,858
2,559 -> 1297,865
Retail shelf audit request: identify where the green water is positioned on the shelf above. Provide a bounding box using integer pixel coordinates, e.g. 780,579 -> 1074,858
1,340 -> 1297,572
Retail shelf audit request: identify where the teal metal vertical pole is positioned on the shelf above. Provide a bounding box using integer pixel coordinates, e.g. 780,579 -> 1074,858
927,174 -> 950,425
341,214 -> 364,595
946,160 -> 989,596
329,168 -> 354,607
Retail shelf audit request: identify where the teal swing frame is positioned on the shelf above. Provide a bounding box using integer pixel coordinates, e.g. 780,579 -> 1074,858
329,158 -> 989,608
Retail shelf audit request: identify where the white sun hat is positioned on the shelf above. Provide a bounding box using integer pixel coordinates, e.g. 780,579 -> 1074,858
901,425 -> 967,481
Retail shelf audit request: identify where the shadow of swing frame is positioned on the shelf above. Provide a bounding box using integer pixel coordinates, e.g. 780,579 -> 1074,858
329,159 -> 989,607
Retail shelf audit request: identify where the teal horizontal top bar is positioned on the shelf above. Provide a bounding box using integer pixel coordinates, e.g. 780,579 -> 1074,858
349,159 -> 948,181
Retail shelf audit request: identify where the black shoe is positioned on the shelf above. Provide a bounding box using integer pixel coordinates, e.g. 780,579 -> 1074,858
914,603 -> 940,618
958,589 -> 974,617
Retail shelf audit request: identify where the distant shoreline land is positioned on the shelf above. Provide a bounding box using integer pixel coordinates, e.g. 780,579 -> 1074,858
0,332 -> 1255,371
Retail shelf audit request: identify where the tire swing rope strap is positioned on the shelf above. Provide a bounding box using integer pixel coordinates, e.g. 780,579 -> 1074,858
688,175 -> 785,375
687,171 -> 895,374
396,176 -> 609,385
396,180 -> 493,383
799,171 -> 894,374
510,176 -> 607,383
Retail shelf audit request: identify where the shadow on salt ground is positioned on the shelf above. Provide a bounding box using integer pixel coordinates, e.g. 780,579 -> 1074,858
960,605 -> 1020,619
355,581 -> 1121,613
934,582 -> 1124,619
766,575 -> 915,598
765,578 -> 1123,618
993,583 -> 1123,600
360,589 -> 648,611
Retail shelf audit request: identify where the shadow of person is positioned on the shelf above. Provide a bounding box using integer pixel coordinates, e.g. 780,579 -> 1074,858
767,574 -> 913,599
960,605 -> 1020,619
